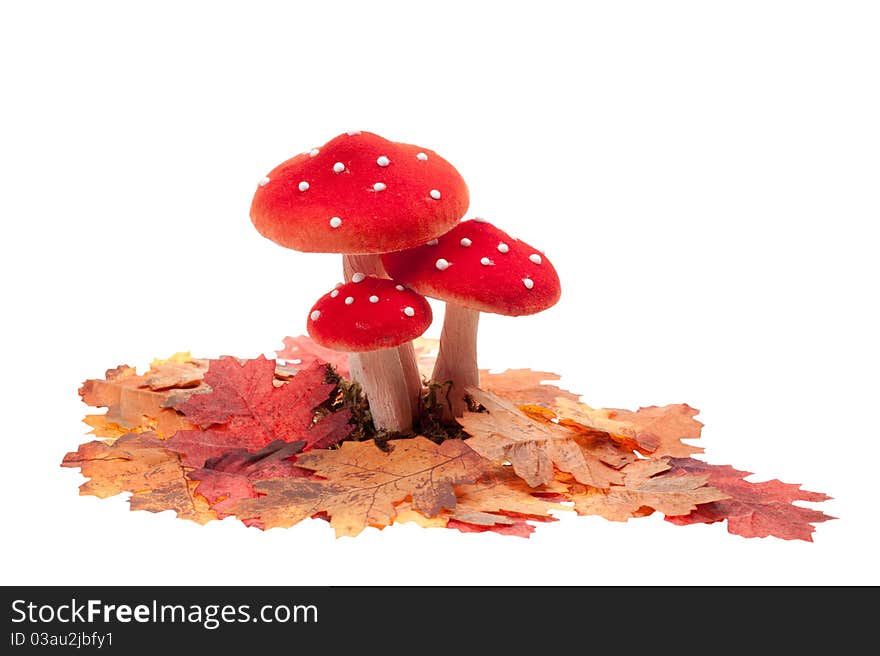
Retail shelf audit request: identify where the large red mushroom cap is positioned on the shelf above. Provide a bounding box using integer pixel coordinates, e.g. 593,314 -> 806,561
306,275 -> 433,352
381,218 -> 561,316
251,131 -> 469,254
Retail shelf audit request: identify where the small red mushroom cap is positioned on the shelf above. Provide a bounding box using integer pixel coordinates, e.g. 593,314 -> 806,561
251,131 -> 469,254
306,275 -> 433,352
381,218 -> 561,316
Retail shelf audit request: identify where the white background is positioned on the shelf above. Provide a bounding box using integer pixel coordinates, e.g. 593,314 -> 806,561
1,1 -> 878,586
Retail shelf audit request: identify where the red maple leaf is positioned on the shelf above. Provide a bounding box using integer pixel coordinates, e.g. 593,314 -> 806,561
664,457 -> 834,541
167,357 -> 351,467
276,335 -> 350,378
190,439 -> 311,520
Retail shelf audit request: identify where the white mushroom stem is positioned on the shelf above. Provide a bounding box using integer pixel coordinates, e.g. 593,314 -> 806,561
431,303 -> 480,419
342,254 -> 422,432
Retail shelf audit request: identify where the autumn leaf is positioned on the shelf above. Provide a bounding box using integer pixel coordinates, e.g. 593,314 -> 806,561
663,458 -> 834,541
478,369 -> 582,407
563,458 -> 728,522
552,397 -> 704,458
232,437 -> 487,537
189,439 -> 310,519
61,432 -> 216,524
142,354 -> 208,391
167,357 -> 351,467
79,364 -> 198,439
276,335 -> 351,377
461,387 -> 630,488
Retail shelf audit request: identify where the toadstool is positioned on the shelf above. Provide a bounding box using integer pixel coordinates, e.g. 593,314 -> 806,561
307,277 -> 433,426
381,218 -> 561,418
250,131 -> 469,432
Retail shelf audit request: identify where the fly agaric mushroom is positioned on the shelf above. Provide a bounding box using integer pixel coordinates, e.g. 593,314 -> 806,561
250,131 -> 469,432
381,218 -> 561,418
307,276 -> 433,427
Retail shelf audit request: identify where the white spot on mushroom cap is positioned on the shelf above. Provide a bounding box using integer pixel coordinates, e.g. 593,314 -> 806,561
329,216 -> 343,228
345,296 -> 355,305
435,258 -> 450,271
460,238 -> 472,247
346,131 -> 361,136
480,257 -> 493,266
333,162 -> 345,173
497,242 -> 509,253
472,216 -> 487,223
429,189 -> 441,200
330,290 -> 340,298
369,295 -> 379,303
427,239 -> 439,246
352,272 -> 366,283
298,181 -> 310,192
309,148 -> 320,157
334,282 -> 344,289
395,284 -> 405,291
259,176 -> 270,187
310,310 -> 321,321
529,253 -> 542,264
416,152 -> 428,161
373,182 -> 386,192
377,155 -> 390,167
522,278 -> 534,289
403,306 -> 415,317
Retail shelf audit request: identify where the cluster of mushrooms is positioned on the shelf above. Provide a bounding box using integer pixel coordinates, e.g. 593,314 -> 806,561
250,131 -> 561,434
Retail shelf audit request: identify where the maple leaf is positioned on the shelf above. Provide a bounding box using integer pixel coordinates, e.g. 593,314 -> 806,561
80,364 -> 198,439
232,437 -> 487,537
460,387 -> 631,488
276,335 -> 350,377
563,458 -> 728,522
663,458 -> 834,541
552,397 -> 704,458
189,440 -> 310,519
61,432 -> 216,524
167,357 -> 351,467
478,369 -> 582,407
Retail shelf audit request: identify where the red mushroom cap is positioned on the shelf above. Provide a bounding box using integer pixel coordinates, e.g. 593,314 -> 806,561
251,131 -> 469,254
380,218 -> 561,316
306,275 -> 433,352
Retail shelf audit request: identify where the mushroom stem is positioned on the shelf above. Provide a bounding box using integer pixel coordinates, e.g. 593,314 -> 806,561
342,254 -> 420,433
431,303 -> 480,419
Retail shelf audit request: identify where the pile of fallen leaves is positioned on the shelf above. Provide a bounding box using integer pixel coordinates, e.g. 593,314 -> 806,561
62,336 -> 833,540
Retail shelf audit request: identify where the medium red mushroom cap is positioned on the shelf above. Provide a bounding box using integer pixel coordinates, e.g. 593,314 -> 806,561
251,131 -> 469,254
380,218 -> 561,316
306,275 -> 433,352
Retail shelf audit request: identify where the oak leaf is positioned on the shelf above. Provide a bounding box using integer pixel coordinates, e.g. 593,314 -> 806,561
167,357 -> 351,467
664,458 -> 834,541
61,432 -> 216,524
478,369 -> 582,406
552,397 -> 704,458
232,437 -> 487,537
460,387 -> 630,488
564,458 -> 728,522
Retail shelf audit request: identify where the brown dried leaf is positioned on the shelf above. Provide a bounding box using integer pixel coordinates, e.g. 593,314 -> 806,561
233,437 -> 487,537
565,458 -> 728,522
478,369 -> 582,407
553,397 -> 704,457
461,388 -> 630,489
60,432 -> 216,524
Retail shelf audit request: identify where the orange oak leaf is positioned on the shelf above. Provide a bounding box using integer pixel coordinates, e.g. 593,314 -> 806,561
460,387 -> 631,489
142,355 -> 209,391
60,432 -> 216,524
563,458 -> 728,522
167,357 -> 351,467
80,365 -> 198,439
664,458 -> 834,541
232,437 -> 487,537
478,369 -> 582,407
552,397 -> 704,458
189,440 -> 310,519
276,335 -> 351,377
